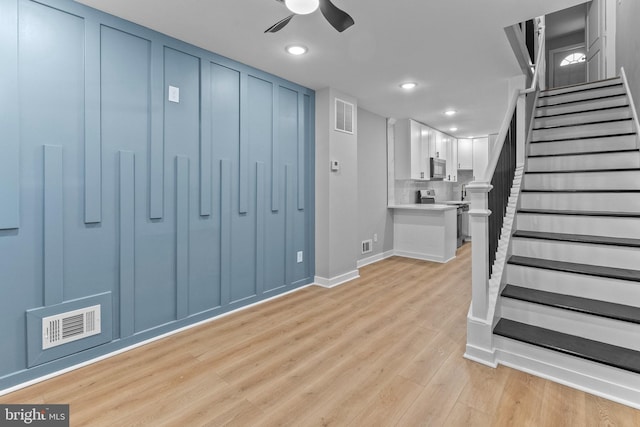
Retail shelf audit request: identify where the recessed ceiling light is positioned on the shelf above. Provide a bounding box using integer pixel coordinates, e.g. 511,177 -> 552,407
286,45 -> 308,56
400,82 -> 417,90
285,0 -> 319,15
444,110 -> 457,116
449,127 -> 458,132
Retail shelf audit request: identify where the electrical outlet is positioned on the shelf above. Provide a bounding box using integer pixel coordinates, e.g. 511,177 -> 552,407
297,251 -> 303,263
373,234 -> 378,242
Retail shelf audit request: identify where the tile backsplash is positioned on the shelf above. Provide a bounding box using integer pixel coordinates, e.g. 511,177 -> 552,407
393,169 -> 475,204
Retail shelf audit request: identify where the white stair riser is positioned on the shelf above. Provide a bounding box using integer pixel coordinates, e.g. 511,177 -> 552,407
506,264 -> 640,306
511,238 -> 640,270
520,192 -> 640,213
538,86 -> 626,107
528,135 -> 637,156
532,120 -> 634,142
501,298 -> 640,351
527,152 -> 640,172
523,171 -> 640,191
537,96 -> 629,118
541,78 -> 622,97
535,107 -> 631,128
516,213 -> 640,239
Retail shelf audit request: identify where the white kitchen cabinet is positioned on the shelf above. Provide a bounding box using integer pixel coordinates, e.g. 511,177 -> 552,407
395,119 -> 430,180
457,139 -> 473,170
445,136 -> 458,182
472,137 -> 489,180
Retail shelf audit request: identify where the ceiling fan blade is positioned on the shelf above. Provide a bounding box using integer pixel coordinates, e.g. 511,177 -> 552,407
318,0 -> 354,32
264,14 -> 295,33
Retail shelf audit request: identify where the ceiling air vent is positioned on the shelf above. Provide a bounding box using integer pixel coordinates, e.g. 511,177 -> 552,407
335,98 -> 354,134
42,305 -> 101,350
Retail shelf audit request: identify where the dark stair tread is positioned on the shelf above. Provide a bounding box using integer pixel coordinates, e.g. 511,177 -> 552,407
502,285 -> 640,324
518,209 -> 640,218
513,230 -> 640,248
540,78 -> 622,95
507,255 -> 640,283
525,167 -> 640,174
537,94 -> 628,109
530,132 -> 637,144
538,83 -> 624,99
528,149 -> 639,158
494,319 -> 640,374
535,105 -> 630,119
533,118 -> 633,131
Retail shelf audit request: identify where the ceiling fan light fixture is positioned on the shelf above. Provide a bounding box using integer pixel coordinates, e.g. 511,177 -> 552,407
284,0 -> 319,15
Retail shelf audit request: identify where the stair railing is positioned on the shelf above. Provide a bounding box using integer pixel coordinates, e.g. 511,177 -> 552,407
465,20 -> 544,365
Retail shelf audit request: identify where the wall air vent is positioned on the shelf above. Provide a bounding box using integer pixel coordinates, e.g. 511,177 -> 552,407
362,239 -> 373,254
335,98 -> 355,134
42,305 -> 101,350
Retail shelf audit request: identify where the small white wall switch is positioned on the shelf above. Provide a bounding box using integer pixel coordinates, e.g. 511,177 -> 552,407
168,85 -> 180,103
297,251 -> 303,263
330,160 -> 340,171
373,234 -> 378,242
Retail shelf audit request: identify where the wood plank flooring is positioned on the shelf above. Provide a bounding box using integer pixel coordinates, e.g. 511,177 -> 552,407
2,243 -> 640,426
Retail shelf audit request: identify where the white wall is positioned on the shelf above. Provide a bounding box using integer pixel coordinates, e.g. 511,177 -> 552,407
315,88 -> 359,285
616,0 -> 640,115
357,108 -> 394,262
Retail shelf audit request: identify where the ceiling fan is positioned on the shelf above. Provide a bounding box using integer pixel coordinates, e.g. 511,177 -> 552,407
265,0 -> 355,33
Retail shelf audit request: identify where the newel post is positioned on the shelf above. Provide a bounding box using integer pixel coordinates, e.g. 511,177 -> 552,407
467,182 -> 493,320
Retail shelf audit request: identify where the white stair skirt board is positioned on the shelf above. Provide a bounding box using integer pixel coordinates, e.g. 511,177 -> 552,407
494,336 -> 640,410
523,170 -> 640,191
356,250 -> 395,269
534,106 -> 631,128
529,134 -> 637,156
500,298 -> 640,351
536,95 -> 629,117
541,78 -> 622,97
314,270 -> 360,289
520,191 -> 640,213
511,238 -> 640,270
538,86 -> 626,107
532,120 -> 634,141
516,213 -> 640,239
527,151 -> 640,172
506,264 -> 640,306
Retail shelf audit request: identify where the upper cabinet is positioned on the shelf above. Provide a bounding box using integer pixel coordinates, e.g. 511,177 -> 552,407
457,139 -> 473,170
395,119 -> 457,181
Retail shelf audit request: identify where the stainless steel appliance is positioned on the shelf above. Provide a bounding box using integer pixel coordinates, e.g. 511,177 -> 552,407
444,201 -> 470,247
416,189 -> 436,204
430,157 -> 446,180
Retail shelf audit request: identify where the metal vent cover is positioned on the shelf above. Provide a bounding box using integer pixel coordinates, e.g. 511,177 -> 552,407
42,305 -> 101,350
362,239 -> 373,254
335,98 -> 354,134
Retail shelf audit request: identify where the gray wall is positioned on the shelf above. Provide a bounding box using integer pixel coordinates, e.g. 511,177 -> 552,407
315,88 -> 359,281
617,0 -> 640,115
357,108 -> 393,262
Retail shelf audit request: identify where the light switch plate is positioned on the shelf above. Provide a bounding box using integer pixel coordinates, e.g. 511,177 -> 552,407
168,85 -> 180,103
297,251 -> 303,263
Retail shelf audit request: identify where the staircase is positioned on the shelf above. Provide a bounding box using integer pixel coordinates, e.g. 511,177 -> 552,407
492,76 -> 640,406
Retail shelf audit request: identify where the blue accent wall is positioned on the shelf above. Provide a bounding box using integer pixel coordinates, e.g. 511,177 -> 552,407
0,0 -> 315,389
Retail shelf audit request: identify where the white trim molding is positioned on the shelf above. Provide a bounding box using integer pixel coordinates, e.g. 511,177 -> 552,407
357,250 -> 394,268
314,269 -> 360,288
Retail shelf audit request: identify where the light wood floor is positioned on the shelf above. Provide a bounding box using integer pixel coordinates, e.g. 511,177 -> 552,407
2,243 -> 640,426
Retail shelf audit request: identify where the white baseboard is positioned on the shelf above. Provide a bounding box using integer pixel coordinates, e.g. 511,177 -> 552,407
0,283 -> 315,397
357,250 -> 394,268
495,336 -> 640,410
314,269 -> 360,288
393,250 -> 455,264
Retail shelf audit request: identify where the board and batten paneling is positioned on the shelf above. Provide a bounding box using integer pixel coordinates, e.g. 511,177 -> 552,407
0,0 -> 315,390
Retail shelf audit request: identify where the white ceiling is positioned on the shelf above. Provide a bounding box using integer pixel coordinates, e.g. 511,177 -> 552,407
75,0 -> 587,137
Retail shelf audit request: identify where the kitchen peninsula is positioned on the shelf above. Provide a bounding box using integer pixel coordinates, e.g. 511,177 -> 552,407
388,204 -> 457,263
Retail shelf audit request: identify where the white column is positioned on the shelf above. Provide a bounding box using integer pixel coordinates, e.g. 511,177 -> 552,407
466,181 -> 492,320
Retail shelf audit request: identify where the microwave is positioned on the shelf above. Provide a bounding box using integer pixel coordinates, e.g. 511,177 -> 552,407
430,157 -> 446,180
